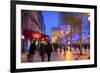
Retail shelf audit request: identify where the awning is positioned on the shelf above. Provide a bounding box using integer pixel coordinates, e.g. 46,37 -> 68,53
22,30 -> 49,41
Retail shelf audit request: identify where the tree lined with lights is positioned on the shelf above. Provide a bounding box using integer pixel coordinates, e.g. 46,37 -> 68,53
60,12 -> 90,55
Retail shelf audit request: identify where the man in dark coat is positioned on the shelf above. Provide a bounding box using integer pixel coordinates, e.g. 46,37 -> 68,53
27,40 -> 36,62
39,43 -> 46,62
45,41 -> 53,61
53,43 -> 58,53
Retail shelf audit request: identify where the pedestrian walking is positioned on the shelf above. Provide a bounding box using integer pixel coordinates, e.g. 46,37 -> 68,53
45,41 -> 53,61
53,43 -> 58,53
27,40 -> 36,62
62,45 -> 66,54
39,42 -> 46,62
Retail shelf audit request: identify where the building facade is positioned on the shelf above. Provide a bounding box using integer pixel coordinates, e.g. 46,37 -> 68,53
21,10 -> 45,52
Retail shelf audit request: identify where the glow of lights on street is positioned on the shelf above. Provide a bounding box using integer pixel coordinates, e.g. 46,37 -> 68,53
33,34 -> 40,39
21,35 -> 25,39
66,31 -> 68,35
68,42 -> 70,45
88,17 -> 90,21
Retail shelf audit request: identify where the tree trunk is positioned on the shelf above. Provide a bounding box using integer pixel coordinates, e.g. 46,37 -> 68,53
70,24 -> 72,51
79,20 -> 82,55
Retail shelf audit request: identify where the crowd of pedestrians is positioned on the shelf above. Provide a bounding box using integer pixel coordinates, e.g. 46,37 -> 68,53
27,39 -> 90,62
27,40 -> 53,62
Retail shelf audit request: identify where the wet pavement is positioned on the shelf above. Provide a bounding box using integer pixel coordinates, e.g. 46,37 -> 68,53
21,48 -> 90,63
